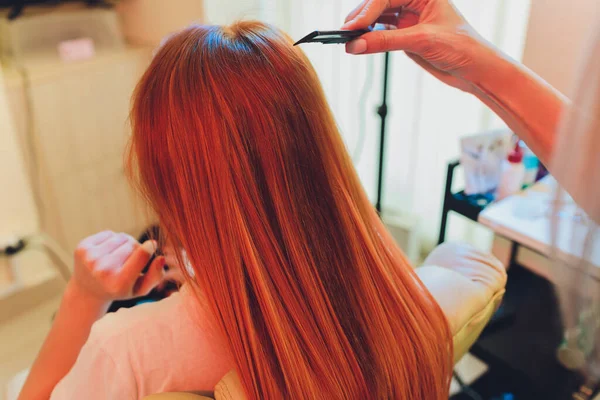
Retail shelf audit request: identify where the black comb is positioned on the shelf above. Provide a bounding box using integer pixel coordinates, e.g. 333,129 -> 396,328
294,29 -> 371,46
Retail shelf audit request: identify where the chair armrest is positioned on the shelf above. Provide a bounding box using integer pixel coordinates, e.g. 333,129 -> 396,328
451,288 -> 505,362
417,242 -> 507,363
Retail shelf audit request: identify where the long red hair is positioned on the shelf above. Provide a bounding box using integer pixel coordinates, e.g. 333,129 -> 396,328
128,21 -> 452,399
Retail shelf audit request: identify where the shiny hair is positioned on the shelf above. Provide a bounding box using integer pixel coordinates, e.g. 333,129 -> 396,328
128,21 -> 451,399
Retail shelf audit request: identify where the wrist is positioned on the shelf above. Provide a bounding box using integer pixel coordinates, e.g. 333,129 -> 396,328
461,40 -> 518,96
64,280 -> 111,312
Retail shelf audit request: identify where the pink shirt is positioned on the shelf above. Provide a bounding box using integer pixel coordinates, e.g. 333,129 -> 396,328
51,287 -> 233,400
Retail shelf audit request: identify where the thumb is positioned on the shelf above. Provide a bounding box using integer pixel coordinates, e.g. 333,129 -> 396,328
346,26 -> 423,55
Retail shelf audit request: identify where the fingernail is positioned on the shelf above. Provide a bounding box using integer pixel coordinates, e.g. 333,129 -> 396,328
346,39 -> 367,54
141,240 -> 158,254
341,21 -> 353,30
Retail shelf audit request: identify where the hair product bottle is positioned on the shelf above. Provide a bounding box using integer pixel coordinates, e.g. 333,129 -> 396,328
496,142 -> 525,201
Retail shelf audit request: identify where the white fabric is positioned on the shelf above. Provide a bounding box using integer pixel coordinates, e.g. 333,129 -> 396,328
50,288 -> 233,400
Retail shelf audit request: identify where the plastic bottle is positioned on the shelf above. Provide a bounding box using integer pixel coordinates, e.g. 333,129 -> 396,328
496,142 -> 525,201
521,142 -> 539,188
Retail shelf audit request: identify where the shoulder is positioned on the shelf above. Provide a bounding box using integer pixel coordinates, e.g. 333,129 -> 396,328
52,294 -> 195,400
90,289 -> 196,346
86,286 -> 232,395
53,287 -> 232,399
87,286 -> 216,382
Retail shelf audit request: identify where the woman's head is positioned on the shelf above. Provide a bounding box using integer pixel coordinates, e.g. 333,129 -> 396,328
129,21 -> 451,399
130,22 -> 348,255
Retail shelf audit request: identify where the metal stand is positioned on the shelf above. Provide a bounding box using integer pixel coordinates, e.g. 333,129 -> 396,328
375,52 -> 391,213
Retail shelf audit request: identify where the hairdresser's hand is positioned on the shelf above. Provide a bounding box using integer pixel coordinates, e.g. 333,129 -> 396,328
71,231 -> 166,303
342,0 -> 492,92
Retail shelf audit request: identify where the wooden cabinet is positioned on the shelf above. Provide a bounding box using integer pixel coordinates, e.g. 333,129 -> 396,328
3,46 -> 154,253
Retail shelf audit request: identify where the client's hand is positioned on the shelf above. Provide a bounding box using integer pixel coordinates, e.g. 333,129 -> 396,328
342,0 -> 492,92
19,231 -> 166,400
71,231 -> 166,302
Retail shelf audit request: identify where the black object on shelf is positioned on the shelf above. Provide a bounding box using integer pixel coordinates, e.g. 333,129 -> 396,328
374,52 -> 391,213
438,160 -> 495,244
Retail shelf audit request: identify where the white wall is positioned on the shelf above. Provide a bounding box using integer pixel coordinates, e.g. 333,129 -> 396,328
0,65 -> 38,238
522,0 -> 600,96
204,0 -> 261,24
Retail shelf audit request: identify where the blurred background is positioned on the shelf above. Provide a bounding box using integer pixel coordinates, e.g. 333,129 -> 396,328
1,0 -> 599,399
3,0 -> 598,256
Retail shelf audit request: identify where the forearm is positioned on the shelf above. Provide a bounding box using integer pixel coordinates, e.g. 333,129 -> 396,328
466,44 -> 570,166
463,43 -> 600,222
19,281 -> 110,400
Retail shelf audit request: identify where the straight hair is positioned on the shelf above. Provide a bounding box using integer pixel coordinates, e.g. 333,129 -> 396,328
128,21 -> 452,399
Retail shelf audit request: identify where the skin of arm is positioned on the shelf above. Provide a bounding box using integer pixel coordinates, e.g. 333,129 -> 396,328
18,232 -> 165,400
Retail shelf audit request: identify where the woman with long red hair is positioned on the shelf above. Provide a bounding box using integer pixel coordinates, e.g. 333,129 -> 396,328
128,21 -> 452,399
20,20 -> 506,400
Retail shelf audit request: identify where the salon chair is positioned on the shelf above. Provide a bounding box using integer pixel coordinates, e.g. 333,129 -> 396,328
145,242 -> 507,400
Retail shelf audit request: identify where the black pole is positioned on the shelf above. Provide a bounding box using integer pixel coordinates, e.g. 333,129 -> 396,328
375,52 -> 391,213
